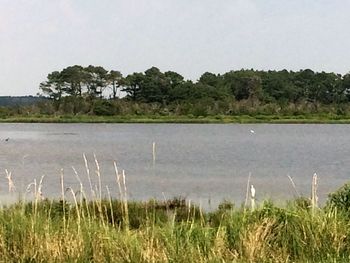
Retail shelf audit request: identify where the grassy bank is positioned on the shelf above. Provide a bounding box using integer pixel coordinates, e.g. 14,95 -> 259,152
0,189 -> 350,262
2,113 -> 350,123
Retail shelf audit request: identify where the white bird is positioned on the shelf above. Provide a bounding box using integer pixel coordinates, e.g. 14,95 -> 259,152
250,130 -> 255,134
250,184 -> 256,198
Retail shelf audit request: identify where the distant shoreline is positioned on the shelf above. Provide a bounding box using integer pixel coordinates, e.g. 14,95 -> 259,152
1,114 -> 350,124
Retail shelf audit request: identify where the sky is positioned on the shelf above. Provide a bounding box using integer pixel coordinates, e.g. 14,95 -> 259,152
1,0 -> 350,96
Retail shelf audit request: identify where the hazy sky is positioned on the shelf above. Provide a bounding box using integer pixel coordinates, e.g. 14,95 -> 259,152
1,0 -> 350,96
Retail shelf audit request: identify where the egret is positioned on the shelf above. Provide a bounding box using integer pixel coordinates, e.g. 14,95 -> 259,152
250,130 -> 255,134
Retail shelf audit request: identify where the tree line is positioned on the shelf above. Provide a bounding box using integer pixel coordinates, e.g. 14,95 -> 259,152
0,96 -> 46,107
37,65 -> 350,116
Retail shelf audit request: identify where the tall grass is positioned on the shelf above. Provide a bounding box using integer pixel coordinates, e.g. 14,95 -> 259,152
1,197 -> 350,262
1,161 -> 350,262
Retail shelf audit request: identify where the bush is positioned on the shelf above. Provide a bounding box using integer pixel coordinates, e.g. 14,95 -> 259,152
0,107 -> 10,118
92,100 -> 115,116
327,182 -> 350,213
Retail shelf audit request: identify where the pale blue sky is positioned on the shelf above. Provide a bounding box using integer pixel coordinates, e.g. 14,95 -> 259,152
1,0 -> 350,95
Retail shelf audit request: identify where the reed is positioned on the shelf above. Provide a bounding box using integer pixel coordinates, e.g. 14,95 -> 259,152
1,162 -> 350,262
5,169 -> 15,193
311,173 -> 319,214
1,196 -> 350,262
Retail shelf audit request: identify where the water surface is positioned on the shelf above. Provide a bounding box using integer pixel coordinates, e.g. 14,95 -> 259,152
0,123 -> 349,208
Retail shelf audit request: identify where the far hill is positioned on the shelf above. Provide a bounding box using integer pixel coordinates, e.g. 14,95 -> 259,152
0,96 -> 47,107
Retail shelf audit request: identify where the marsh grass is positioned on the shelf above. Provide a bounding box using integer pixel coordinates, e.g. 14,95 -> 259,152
4,114 -> 350,124
1,159 -> 350,262
1,196 -> 350,262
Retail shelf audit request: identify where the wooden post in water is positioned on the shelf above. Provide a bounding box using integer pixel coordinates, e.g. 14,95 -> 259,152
152,142 -> 156,165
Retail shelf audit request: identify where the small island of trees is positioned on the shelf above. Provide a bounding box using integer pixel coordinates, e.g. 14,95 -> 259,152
3,65 -> 350,122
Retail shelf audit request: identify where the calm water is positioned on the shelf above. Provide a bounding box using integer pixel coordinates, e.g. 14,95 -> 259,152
0,123 -> 349,208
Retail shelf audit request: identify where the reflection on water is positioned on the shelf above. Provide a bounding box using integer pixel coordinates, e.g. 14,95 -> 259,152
0,123 -> 349,209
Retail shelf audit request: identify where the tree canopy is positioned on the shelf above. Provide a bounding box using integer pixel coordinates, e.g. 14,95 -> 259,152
38,65 -> 350,116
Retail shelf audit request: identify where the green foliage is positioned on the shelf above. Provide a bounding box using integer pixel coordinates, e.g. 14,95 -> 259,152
1,192 -> 350,262
0,106 -> 10,118
218,200 -> 234,211
327,182 -> 350,213
92,100 -> 116,116
108,70 -> 123,99
123,72 -> 144,101
39,65 -> 350,109
0,96 -> 46,107
291,196 -> 311,210
4,65 -> 350,118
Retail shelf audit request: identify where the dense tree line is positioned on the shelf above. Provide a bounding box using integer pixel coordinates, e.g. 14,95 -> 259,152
37,65 -> 350,116
0,96 -> 46,107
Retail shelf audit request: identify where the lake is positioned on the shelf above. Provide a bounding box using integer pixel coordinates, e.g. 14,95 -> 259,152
0,123 -> 349,208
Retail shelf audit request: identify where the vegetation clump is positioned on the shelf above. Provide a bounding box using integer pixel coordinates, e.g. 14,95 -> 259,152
3,66 -> 350,122
327,182 -> 350,213
0,183 -> 350,262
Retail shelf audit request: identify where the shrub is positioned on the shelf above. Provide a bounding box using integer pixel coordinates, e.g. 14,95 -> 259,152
327,182 -> 350,213
93,100 -> 115,116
